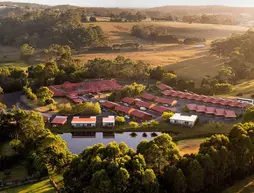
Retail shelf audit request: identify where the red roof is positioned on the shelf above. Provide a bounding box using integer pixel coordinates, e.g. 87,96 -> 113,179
186,104 -> 197,111
154,97 -> 177,106
150,105 -> 172,114
205,107 -> 216,114
51,116 -> 67,125
224,110 -> 237,118
49,80 -> 122,97
196,105 -> 206,113
162,90 -> 172,96
135,101 -> 154,109
114,106 -> 134,115
102,101 -> 119,109
122,97 -> 136,105
214,109 -> 225,116
140,93 -> 156,101
130,110 -> 153,120
71,117 -> 96,123
157,84 -> 172,91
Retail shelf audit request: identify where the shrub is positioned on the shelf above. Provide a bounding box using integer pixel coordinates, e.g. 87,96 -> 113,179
150,120 -> 159,128
183,106 -> 190,112
162,112 -> 174,121
115,116 -> 126,125
129,121 -> 140,129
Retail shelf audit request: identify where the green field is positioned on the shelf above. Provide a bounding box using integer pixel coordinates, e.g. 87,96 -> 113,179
222,79 -> 254,98
222,175 -> 254,193
1,178 -> 56,193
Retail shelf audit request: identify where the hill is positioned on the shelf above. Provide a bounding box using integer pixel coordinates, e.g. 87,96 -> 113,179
148,5 -> 254,15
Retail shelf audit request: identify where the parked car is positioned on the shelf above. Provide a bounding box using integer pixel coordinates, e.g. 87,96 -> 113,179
99,100 -> 105,103
125,115 -> 130,119
163,104 -> 169,107
135,98 -> 142,101
140,107 -> 146,111
123,103 -> 129,107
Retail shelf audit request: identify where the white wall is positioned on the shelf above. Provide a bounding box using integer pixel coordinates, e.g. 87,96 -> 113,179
170,119 -> 195,127
72,123 -> 96,128
103,122 -> 115,127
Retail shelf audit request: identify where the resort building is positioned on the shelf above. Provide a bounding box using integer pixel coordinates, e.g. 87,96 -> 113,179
51,116 -> 68,126
102,116 -> 115,127
71,116 -> 97,128
170,113 -> 198,127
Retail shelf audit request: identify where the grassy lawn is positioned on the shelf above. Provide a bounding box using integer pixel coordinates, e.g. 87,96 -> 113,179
21,96 -> 69,114
176,138 -> 205,156
220,79 -> 254,98
78,21 -> 247,83
222,175 -> 254,193
1,178 -> 56,193
0,165 -> 28,182
0,62 -> 30,70
0,142 -> 16,157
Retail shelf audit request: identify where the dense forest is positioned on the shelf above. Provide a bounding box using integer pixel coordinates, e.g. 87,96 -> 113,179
0,9 -> 107,48
131,25 -> 179,43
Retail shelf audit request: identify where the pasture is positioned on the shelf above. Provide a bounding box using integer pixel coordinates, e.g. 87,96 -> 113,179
79,21 -> 247,83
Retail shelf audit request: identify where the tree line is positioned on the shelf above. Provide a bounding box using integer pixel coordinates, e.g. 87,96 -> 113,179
182,14 -> 239,25
0,9 -> 107,48
131,25 -> 206,44
63,123 -> 254,193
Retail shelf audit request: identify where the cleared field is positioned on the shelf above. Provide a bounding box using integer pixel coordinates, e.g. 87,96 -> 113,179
222,175 -> 254,193
223,80 -> 254,98
76,46 -> 226,83
86,21 -> 249,42
1,178 -> 55,193
176,138 -> 204,156
0,165 -> 28,182
79,21 -> 247,83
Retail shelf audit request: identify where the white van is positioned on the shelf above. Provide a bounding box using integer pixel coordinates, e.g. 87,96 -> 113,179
140,107 -> 146,111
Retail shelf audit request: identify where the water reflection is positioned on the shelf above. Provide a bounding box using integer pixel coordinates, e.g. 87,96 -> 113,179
60,132 -> 163,154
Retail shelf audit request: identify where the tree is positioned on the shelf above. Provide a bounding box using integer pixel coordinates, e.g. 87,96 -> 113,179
162,112 -> 174,121
90,16 -> 97,22
36,86 -> 54,105
150,66 -> 165,80
162,72 -> 177,86
9,139 -> 24,153
172,169 -> 187,193
217,66 -> 235,83
20,43 -> 35,63
243,106 -> 254,122
115,116 -> 126,125
137,134 -> 180,175
129,121 -> 140,129
0,87 -> 3,94
24,86 -> 37,101
184,159 -> 204,192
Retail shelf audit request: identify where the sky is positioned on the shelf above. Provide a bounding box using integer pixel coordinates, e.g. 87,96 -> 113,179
4,0 -> 254,8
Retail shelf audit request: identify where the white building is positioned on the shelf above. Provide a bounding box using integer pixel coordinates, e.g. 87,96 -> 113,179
170,113 -> 198,127
71,116 -> 97,128
102,116 -> 115,127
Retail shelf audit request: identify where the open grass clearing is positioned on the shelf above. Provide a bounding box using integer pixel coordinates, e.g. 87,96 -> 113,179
85,21 -> 248,42
1,178 -> 55,193
220,79 -> 254,99
0,142 -> 16,157
0,165 -> 28,182
21,96 -> 69,114
222,174 -> 254,193
176,138 -> 205,156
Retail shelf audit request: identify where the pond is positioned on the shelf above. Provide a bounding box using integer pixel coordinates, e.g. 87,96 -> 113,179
60,132 -> 165,154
